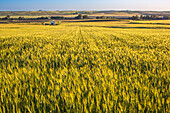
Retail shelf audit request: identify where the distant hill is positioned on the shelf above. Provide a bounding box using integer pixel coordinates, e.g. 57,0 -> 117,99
0,11 -> 170,19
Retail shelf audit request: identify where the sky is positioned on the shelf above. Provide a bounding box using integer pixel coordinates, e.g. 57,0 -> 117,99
0,0 -> 170,11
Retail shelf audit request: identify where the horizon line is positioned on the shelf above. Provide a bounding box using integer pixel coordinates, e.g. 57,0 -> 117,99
0,9 -> 170,12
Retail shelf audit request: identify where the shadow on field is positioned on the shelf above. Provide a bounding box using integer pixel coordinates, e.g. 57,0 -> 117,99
77,25 -> 170,29
0,27 -> 21,29
72,24 -> 170,29
103,26 -> 170,29
129,22 -> 170,25
68,19 -> 120,22
0,22 -> 9,24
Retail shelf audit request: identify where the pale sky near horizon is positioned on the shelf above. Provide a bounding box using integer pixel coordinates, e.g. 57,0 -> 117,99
0,0 -> 170,11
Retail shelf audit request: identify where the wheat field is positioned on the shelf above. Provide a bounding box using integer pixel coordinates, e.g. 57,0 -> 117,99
0,20 -> 169,112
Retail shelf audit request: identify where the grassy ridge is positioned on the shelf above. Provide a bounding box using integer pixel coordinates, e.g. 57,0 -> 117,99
0,20 -> 170,112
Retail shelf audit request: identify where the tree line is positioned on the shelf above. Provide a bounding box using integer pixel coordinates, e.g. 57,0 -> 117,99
0,15 -> 66,20
0,14 -> 116,20
131,15 -> 170,20
0,14 -> 90,20
1,14 -> 169,21
96,16 -> 115,19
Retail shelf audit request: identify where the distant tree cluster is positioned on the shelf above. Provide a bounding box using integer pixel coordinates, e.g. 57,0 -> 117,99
51,16 -> 65,19
37,16 -> 49,19
96,16 -> 115,19
0,15 -> 68,20
1,15 -> 10,20
96,16 -> 106,19
73,12 -> 79,15
18,16 -> 25,20
37,16 -> 66,20
131,15 -> 170,20
64,11 -> 92,15
76,11 -> 92,14
162,15 -> 170,19
75,14 -> 89,19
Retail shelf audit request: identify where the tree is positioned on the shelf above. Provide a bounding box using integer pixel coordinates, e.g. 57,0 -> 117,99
107,17 -> 111,19
151,15 -> 159,20
3,15 -> 11,20
101,16 -> 105,19
7,15 -> 10,19
163,15 -> 169,19
146,15 -> 150,20
75,12 -> 79,15
18,16 -> 25,20
38,16 -> 49,19
75,14 -> 83,19
107,16 -> 115,19
96,16 -> 100,19
135,15 -> 140,20
83,15 -> 89,19
140,15 -> 144,20
131,15 -> 140,20
51,16 -> 65,19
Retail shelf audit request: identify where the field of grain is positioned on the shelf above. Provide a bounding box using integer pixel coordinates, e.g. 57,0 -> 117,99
0,20 -> 169,112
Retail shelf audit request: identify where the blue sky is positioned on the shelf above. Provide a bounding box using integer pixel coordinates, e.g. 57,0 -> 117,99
0,0 -> 170,11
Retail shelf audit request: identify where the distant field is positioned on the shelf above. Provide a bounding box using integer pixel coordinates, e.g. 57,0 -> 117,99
0,11 -> 170,16
0,13 -> 136,19
1,10 -> 169,18
0,20 -> 169,112
1,11 -> 170,20
90,12 -> 140,17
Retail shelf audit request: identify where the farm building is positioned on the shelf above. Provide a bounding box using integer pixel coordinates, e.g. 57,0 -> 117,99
50,20 -> 55,25
44,20 -> 59,25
